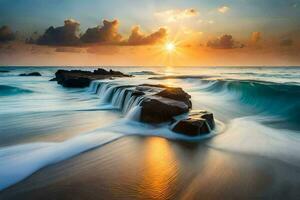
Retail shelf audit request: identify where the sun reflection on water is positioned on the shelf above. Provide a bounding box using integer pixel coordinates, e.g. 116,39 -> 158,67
139,137 -> 178,199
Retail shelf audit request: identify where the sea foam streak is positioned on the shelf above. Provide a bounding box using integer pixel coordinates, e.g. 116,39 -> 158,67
0,118 -> 220,191
0,131 -> 122,190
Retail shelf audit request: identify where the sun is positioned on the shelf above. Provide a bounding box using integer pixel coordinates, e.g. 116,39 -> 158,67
165,42 -> 175,52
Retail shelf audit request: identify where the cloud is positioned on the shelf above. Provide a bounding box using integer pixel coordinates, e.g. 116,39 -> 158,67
218,6 -> 230,13
81,20 -> 122,44
198,19 -> 215,25
0,26 -> 15,42
55,47 -> 84,53
127,26 -> 167,45
207,34 -> 244,49
37,19 -> 80,46
280,38 -> 293,47
251,32 -> 262,43
155,8 -> 198,22
86,46 -> 119,55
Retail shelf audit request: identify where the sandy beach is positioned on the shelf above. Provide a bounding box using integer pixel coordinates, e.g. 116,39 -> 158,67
1,135 -> 300,200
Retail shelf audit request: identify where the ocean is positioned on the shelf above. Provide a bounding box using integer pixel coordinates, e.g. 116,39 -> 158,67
0,66 -> 300,191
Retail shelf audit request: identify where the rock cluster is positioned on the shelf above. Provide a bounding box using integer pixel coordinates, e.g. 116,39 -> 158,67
51,68 -> 131,88
52,69 -> 216,136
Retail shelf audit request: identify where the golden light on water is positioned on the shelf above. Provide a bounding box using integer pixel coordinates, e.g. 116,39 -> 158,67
140,137 -> 178,199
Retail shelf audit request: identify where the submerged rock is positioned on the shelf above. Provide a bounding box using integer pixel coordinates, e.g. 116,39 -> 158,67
19,72 -> 41,76
171,110 -> 215,136
52,68 -> 131,88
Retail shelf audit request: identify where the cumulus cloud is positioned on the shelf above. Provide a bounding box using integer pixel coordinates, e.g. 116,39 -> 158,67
218,6 -> 230,13
81,20 -> 122,44
207,34 -> 244,49
0,26 -> 15,42
251,32 -> 262,43
127,26 -> 167,45
34,18 -> 168,46
155,8 -> 198,22
37,19 -> 80,46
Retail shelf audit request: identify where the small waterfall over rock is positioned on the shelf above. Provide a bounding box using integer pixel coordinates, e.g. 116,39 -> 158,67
89,81 -> 144,120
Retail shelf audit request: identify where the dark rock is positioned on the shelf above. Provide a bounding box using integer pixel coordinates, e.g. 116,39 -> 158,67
140,96 -> 190,123
189,110 -> 215,129
138,84 -> 192,123
172,118 -> 210,136
49,78 -> 57,81
53,68 -> 131,88
19,72 -> 41,76
60,77 -> 91,88
131,90 -> 145,97
171,110 -> 215,136
156,87 -> 192,108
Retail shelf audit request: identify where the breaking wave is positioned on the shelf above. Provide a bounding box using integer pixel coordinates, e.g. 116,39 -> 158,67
186,79 -> 300,127
0,85 -> 32,96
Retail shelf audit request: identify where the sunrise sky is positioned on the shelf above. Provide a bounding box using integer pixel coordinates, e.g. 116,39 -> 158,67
0,0 -> 299,66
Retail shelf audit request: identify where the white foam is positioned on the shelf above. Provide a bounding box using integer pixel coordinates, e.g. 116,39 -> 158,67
209,116 -> 300,167
0,131 -> 122,190
0,118 -> 223,191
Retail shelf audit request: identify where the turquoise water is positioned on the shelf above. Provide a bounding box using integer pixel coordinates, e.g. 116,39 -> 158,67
0,66 -> 300,190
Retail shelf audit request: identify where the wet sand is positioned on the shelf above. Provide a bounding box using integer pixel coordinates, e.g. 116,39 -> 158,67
1,136 -> 300,200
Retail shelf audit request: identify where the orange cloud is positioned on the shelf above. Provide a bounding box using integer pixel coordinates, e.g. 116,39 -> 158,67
81,20 -> 122,44
207,34 -> 244,49
55,47 -> 84,53
127,26 -> 167,45
251,32 -> 262,43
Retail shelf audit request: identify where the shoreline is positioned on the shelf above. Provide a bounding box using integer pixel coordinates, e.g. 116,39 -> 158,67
1,135 -> 300,200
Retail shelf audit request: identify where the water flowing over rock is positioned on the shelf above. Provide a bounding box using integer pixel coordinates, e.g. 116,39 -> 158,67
52,68 -> 132,88
171,110 -> 215,136
89,81 -> 192,123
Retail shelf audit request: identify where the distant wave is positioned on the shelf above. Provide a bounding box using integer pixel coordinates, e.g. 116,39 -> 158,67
149,75 -> 215,80
222,72 -> 300,79
0,85 -> 32,96
130,71 -> 160,75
